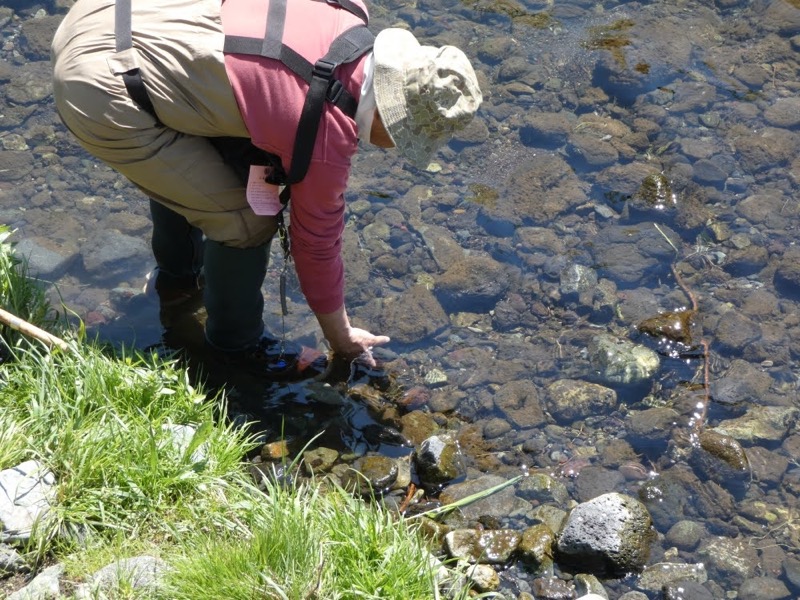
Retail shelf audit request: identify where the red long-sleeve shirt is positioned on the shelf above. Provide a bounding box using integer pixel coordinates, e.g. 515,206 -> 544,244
221,0 -> 369,314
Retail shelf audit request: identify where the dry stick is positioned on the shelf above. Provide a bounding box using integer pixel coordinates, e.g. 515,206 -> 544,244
670,264 -> 710,434
0,307 -> 71,352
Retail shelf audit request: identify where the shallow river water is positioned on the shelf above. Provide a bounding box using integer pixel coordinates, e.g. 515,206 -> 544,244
1,0 -> 799,597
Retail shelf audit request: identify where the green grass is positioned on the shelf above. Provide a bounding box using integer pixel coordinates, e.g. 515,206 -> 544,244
0,227 -> 485,600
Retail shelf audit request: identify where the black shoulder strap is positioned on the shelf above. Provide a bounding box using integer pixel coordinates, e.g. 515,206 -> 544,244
223,0 -> 374,183
287,25 -> 373,183
114,0 -> 162,125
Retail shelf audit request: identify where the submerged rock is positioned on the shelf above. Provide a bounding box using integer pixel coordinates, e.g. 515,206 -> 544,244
588,333 -> 660,385
434,255 -> 513,313
636,561 -> 707,591
545,378 -> 617,424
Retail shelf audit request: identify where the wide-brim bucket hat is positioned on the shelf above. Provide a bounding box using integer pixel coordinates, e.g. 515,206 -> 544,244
373,28 -> 483,168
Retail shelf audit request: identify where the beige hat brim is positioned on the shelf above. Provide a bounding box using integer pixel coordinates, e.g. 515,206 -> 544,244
373,28 -> 483,169
373,28 -> 440,168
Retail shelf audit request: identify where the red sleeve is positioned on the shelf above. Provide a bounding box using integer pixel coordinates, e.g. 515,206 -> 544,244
287,159 -> 351,314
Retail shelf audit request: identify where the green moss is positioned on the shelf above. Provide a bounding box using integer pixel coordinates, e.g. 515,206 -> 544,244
467,183 -> 500,208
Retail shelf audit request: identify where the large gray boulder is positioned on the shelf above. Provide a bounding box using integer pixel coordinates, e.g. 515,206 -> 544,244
556,492 -> 654,576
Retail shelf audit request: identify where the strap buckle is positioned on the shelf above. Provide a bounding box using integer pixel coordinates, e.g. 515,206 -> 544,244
327,79 -> 344,104
312,58 -> 336,80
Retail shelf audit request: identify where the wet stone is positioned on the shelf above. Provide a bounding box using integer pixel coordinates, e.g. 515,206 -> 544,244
709,358 -> 773,411
517,524 -> 556,572
494,380 -> 546,429
591,223 -> 670,282
764,97 -> 800,128
573,466 -> 625,503
413,434 -> 465,487
19,15 -> 63,60
414,223 -> 465,270
302,447 -> 339,476
712,310 -> 762,354
773,252 -> 800,300
692,158 -> 729,185
723,243 -> 769,277
665,520 -> 705,550
734,127 -> 800,173
696,535 -> 758,586
785,555 -> 800,589
434,254 -> 513,313
483,417 -> 511,439
736,192 -> 800,228
559,263 -> 598,299
636,562 -> 707,592
716,405 -> 800,444
444,528 -> 522,564
520,111 -> 576,148
587,333 -> 660,386
500,153 -> 588,225
81,230 -> 150,284
732,64 -> 769,89
669,81 -> 717,113
545,379 -> 617,424
531,576 -> 575,599
466,563 -> 500,592
695,429 -> 749,473
737,576 -> 791,600
567,134 -> 619,169
440,475 -> 526,521
0,150 -> 34,181
662,580 -> 714,600
517,473 -> 569,506
399,411 -> 439,446
557,492 -> 654,576
378,284 -> 449,345
342,455 -> 398,496
528,504 -> 568,535
573,574 -> 607,598
743,446 -> 789,485
14,237 -> 78,281
1,134 -> 28,151
5,62 -> 52,105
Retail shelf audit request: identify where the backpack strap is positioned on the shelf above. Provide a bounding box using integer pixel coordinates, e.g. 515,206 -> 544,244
286,25 -> 373,183
114,0 -> 162,125
223,0 -> 374,183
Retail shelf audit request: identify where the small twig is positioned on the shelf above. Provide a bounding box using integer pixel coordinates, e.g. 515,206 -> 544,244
671,264 -> 697,312
694,339 -> 711,434
0,307 -> 71,352
670,264 -> 710,434
398,482 -> 417,514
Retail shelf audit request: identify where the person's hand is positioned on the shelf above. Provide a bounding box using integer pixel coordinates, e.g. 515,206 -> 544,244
315,306 -> 390,368
329,326 -> 390,367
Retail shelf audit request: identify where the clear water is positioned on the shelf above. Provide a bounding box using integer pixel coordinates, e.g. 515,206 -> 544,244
1,0 -> 799,596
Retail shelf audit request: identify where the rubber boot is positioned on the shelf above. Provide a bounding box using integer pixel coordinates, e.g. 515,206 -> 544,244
150,199 -> 204,279
147,200 -> 204,309
202,239 -> 328,380
203,239 -> 268,351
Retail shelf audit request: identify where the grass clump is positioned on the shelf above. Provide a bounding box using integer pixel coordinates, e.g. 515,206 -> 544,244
0,227 -> 477,599
164,475 -> 451,600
